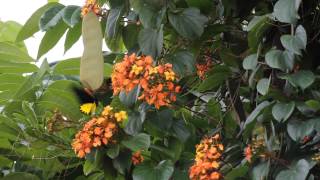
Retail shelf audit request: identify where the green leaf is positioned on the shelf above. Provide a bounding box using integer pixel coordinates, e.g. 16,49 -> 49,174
171,120 -> 191,143
287,120 -> 314,141
113,150 -> 132,174
121,133 -> 150,152
0,21 -> 27,50
225,165 -> 249,180
53,57 -> 80,75
243,54 -> 258,70
168,8 -> 208,40
0,61 -> 38,74
62,5 -> 81,27
138,26 -> 163,59
248,15 -> 271,51
256,77 -> 270,95
107,144 -> 120,159
265,50 -> 294,71
305,100 -> 320,111
280,31 -> 306,55
282,70 -> 315,90
167,51 -> 195,77
64,23 -> 82,53
0,42 -> 33,62
252,161 -> 270,180
106,7 -> 123,38
130,0 -> 165,28
80,12 -> 104,90
198,65 -> 231,92
122,24 -> 140,51
36,80 -> 83,120
39,4 -> 65,31
2,172 -> 40,180
16,2 -> 59,41
273,0 -> 301,24
133,160 -> 174,180
244,101 -> 270,128
276,159 -> 310,180
37,21 -> 68,59
272,102 -> 295,122
119,86 -> 140,107
207,98 -> 222,122
124,108 -> 145,136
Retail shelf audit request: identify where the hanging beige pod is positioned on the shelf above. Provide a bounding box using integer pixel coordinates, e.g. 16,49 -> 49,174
80,11 -> 104,91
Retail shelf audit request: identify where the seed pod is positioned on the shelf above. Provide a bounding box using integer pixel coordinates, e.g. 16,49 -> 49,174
80,11 -> 104,91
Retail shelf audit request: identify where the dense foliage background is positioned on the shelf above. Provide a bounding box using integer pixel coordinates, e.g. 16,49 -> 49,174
0,0 -> 320,179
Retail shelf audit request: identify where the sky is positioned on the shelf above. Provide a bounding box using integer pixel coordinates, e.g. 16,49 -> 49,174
0,0 -> 92,64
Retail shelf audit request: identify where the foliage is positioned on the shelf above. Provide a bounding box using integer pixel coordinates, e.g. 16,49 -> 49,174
0,0 -> 320,179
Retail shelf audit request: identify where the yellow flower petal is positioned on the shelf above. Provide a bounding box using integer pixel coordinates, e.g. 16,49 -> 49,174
80,103 -> 96,115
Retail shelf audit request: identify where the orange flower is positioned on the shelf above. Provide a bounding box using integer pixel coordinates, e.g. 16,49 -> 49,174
72,105 -> 127,158
111,54 -> 181,109
81,0 -> 100,16
132,151 -> 144,165
196,60 -> 212,80
244,145 -> 252,162
189,134 -> 224,180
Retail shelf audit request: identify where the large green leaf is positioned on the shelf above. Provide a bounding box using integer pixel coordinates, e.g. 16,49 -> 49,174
0,61 -> 38,74
106,7 -> 123,38
80,12 -> 104,90
138,27 -> 163,58
37,21 -> 68,59
244,101 -> 270,128
243,54 -> 258,70
121,133 -> 150,152
16,2 -> 59,41
133,160 -> 174,180
282,70 -> 315,90
251,162 -> 270,180
0,42 -> 33,62
225,165 -> 249,180
256,77 -> 270,95
287,119 -> 314,141
168,8 -> 208,40
64,23 -> 82,53
39,4 -> 65,31
130,0 -> 165,28
186,0 -> 214,14
265,50 -> 294,71
272,102 -> 295,122
273,0 -> 301,24
62,5 -> 81,27
0,21 -> 27,51
122,24 -> 140,51
276,159 -> 310,180
248,15 -> 271,51
36,80 -> 83,120
124,106 -> 146,136
280,26 -> 307,55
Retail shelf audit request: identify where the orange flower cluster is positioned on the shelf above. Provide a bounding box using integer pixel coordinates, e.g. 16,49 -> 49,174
72,106 -> 127,158
244,136 -> 266,163
196,60 -> 212,80
132,150 -> 144,165
111,54 -> 181,109
81,0 -> 100,16
189,134 -> 224,180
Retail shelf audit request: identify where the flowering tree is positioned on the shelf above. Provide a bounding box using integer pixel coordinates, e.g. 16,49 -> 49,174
0,0 -> 320,179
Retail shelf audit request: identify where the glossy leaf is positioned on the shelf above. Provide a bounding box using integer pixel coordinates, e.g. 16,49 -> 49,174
121,133 -> 151,152
168,8 -> 208,40
62,5 -> 81,27
273,0 -> 301,24
256,77 -> 270,95
282,70 -> 315,90
133,160 -> 174,180
243,54 -> 258,70
276,159 -> 310,180
64,22 -> 82,53
39,4 -> 65,31
138,26 -> 163,58
265,50 -> 294,71
16,2 -> 59,41
272,102 -> 295,122
37,21 -> 68,59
